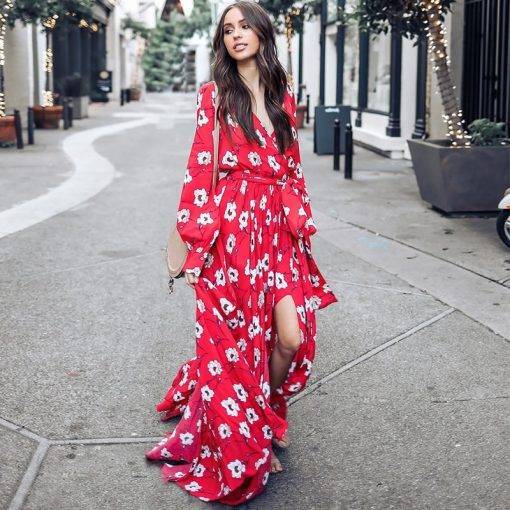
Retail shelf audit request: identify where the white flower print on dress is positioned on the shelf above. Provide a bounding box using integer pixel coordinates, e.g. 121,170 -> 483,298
201,385 -> 214,402
180,432 -> 194,445
218,423 -> 232,438
197,150 -> 212,167
226,233 -> 236,253
220,297 -> 235,315
224,202 -> 237,221
185,481 -> 202,492
193,463 -> 206,477
248,151 -> 262,166
275,272 -> 288,289
246,408 -> 259,424
197,212 -> 213,226
197,109 -> 209,126
227,267 -> 239,283
200,445 -> 211,458
288,382 -> 302,393
193,188 -> 208,207
261,425 -> 272,439
177,208 -> 190,223
254,447 -> 270,469
215,268 -> 226,286
233,383 -> 248,402
238,210 -> 249,229
237,338 -> 247,351
225,347 -> 239,363
222,151 -> 238,167
221,397 -> 240,416
239,421 -> 251,438
227,460 -> 246,479
267,155 -> 280,171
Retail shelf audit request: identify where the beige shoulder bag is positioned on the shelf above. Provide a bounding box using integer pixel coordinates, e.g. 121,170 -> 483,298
166,82 -> 220,292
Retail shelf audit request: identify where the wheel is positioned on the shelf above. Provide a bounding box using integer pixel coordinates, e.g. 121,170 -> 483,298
496,210 -> 510,247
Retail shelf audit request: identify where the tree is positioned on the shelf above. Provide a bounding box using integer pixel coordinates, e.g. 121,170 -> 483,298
142,0 -> 211,92
8,0 -> 94,106
258,0 -> 321,76
0,0 -> 14,117
341,0 -> 469,147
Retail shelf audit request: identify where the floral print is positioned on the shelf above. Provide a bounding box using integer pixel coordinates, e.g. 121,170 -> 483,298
145,80 -> 338,505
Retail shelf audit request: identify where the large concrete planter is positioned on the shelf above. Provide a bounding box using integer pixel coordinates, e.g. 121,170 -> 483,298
407,138 -> 510,213
0,115 -> 16,143
33,105 -> 63,129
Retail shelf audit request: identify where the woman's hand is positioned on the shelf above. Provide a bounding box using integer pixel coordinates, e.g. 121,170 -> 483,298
185,271 -> 199,287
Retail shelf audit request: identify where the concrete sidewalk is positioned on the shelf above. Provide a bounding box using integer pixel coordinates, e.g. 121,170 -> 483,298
0,92 -> 508,510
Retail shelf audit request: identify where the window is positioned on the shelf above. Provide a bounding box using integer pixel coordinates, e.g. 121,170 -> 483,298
367,32 -> 391,112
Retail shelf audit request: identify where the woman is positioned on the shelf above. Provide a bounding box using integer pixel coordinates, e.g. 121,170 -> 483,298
145,1 -> 338,505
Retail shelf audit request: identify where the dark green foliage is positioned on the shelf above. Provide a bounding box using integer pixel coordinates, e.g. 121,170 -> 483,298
8,0 -> 94,28
468,119 -> 508,146
340,0 -> 455,40
259,0 -> 321,35
122,15 -> 151,40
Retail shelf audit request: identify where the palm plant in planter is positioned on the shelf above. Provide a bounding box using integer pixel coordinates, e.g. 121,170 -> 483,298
8,0 -> 93,128
345,0 -> 509,213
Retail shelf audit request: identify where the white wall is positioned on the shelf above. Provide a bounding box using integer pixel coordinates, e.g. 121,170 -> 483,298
4,22 -> 34,122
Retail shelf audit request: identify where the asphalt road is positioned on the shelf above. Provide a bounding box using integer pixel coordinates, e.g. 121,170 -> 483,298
1,92 -> 508,510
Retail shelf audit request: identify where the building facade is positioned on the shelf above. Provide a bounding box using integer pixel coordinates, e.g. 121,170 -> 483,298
4,0 -> 164,122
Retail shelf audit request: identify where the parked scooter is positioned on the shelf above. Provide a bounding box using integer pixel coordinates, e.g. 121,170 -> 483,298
497,188 -> 510,247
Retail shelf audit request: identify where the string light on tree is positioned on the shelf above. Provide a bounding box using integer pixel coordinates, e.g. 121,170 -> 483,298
0,0 -> 14,118
420,0 -> 470,147
41,15 -> 58,107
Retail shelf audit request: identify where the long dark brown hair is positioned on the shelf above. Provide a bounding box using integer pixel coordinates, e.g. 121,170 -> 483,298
211,1 -> 294,154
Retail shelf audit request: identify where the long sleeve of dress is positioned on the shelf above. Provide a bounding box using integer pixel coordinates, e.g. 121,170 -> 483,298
284,88 -> 318,239
176,82 -> 220,277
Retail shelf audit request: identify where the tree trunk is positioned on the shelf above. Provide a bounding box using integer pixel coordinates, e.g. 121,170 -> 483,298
422,3 -> 469,147
285,14 -> 293,76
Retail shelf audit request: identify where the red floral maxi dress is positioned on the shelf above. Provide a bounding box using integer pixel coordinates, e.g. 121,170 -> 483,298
145,80 -> 338,505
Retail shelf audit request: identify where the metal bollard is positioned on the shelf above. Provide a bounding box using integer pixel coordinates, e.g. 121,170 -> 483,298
14,109 -> 24,149
120,89 -> 125,106
27,107 -> 35,145
344,123 -> 353,179
306,94 -> 310,124
68,101 -> 73,128
333,118 -> 340,172
63,99 -> 69,130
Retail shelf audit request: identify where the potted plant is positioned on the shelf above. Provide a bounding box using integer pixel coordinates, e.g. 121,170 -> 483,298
409,119 -> 509,212
343,1 -> 509,213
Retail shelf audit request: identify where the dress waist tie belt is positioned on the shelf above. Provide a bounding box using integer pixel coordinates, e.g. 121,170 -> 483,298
221,170 -> 310,239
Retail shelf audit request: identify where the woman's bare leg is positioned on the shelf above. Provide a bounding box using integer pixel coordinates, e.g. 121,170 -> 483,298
269,294 -> 301,466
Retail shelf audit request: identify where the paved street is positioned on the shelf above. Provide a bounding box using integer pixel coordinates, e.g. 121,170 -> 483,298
1,92 -> 508,510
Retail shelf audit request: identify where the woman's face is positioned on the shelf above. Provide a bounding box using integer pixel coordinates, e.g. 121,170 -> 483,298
222,7 -> 260,62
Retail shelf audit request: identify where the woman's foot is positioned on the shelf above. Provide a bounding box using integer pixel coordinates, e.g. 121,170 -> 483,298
270,448 -> 283,473
272,432 -> 290,449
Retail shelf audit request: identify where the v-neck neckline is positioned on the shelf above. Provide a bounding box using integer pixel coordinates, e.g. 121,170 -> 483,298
252,110 -> 275,139
251,87 -> 288,140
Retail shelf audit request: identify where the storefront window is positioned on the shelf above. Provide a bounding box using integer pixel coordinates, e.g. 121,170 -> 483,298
343,23 -> 359,107
367,32 -> 391,112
